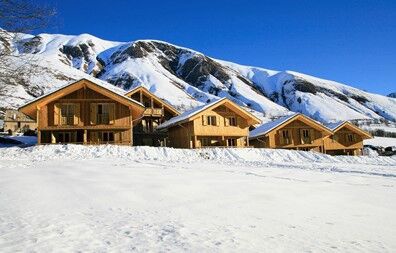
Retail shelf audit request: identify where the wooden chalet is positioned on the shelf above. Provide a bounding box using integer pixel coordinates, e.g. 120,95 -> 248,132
323,121 -> 371,155
3,109 -> 36,135
156,98 -> 261,148
19,78 -> 145,145
249,113 -> 332,152
124,86 -> 180,146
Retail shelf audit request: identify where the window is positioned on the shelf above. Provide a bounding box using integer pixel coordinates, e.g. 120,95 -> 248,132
144,101 -> 151,107
101,132 -> 114,143
142,119 -> 155,133
300,129 -> 311,144
227,138 -> 237,147
281,130 -> 291,145
56,132 -> 74,143
207,116 -> 217,126
201,138 -> 210,147
97,104 -> 110,124
347,134 -> 355,142
60,104 -> 75,125
228,117 -> 237,126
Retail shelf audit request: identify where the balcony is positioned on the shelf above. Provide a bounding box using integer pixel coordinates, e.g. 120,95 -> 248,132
143,108 -> 163,117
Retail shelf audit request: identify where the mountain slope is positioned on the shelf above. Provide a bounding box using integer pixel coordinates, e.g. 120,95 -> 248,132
1,31 -> 396,123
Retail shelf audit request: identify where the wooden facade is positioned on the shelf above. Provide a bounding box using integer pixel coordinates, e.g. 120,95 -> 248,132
125,86 -> 180,146
249,114 -> 332,152
157,98 -> 261,148
19,79 -> 145,145
323,122 -> 371,156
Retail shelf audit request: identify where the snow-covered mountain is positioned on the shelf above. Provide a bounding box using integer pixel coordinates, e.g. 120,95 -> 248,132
388,92 -> 396,98
1,31 -> 396,123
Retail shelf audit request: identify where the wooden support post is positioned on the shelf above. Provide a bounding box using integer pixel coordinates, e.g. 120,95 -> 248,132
37,131 -> 41,145
51,132 -> 56,144
129,107 -> 134,146
83,129 -> 87,144
151,97 -> 154,108
246,136 -> 249,147
36,106 -> 41,145
139,90 -> 143,103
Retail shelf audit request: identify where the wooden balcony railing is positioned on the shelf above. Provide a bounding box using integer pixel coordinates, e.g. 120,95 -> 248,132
143,108 -> 163,116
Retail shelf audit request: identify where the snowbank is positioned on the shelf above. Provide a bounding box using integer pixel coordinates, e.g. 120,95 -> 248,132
1,145 -> 395,167
364,137 -> 396,147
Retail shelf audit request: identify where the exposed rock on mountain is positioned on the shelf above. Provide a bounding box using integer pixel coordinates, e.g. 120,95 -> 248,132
1,31 -> 395,123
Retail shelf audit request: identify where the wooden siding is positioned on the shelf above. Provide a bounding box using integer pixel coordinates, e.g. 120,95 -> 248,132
250,118 -> 328,152
37,87 -> 132,130
31,82 -> 138,145
167,122 -> 194,148
192,105 -> 250,137
126,86 -> 179,146
39,129 -> 131,145
165,104 -> 253,149
323,126 -> 364,155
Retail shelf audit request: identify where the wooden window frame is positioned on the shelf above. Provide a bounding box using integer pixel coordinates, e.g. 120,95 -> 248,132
56,131 -> 76,143
91,103 -> 115,125
60,103 -> 75,126
300,129 -> 311,144
228,116 -> 237,126
347,133 -> 355,143
207,116 -> 217,126
227,138 -> 237,147
281,129 -> 292,145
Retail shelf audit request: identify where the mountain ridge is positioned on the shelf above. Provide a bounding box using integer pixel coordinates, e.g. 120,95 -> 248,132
1,31 -> 395,124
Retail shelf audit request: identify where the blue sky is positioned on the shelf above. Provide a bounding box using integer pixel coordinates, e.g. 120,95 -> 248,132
36,0 -> 395,95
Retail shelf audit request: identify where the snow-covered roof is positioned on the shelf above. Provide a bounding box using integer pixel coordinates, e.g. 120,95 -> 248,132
4,109 -> 34,122
125,85 -> 180,115
19,78 -> 144,109
249,114 -> 298,138
157,98 -> 227,130
325,121 -> 372,138
324,121 -> 345,131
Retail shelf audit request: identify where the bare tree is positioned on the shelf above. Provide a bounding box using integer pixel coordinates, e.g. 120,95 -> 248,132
0,0 -> 56,85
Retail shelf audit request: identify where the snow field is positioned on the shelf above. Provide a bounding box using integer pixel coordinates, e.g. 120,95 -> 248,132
0,146 -> 395,252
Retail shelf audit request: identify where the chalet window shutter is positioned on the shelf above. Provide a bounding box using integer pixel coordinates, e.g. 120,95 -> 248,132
90,103 -> 97,125
279,131 -> 284,145
216,116 -> 220,126
309,129 -> 314,143
74,103 -> 80,125
237,117 -> 241,127
54,103 -> 60,125
300,129 -> 304,144
224,117 -> 229,127
202,115 -> 207,126
109,103 -> 115,124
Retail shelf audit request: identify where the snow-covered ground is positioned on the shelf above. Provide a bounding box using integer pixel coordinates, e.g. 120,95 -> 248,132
364,137 -> 396,147
0,145 -> 395,252
362,125 -> 396,133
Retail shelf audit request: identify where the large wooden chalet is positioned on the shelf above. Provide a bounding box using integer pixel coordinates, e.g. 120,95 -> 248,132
156,98 -> 261,148
17,78 -> 372,156
19,79 -> 145,145
124,86 -> 180,146
324,121 -> 372,155
249,113 -> 333,152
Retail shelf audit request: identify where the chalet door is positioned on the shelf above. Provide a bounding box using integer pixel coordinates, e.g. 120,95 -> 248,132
227,138 -> 237,147
56,132 -> 76,143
